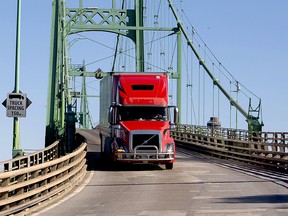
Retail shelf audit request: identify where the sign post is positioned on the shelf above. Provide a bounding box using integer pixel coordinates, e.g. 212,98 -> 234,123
2,92 -> 31,158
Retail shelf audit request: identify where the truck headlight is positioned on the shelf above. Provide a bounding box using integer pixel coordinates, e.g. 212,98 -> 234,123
164,143 -> 174,153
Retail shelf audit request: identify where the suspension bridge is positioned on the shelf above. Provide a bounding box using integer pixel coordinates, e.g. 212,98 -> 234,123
0,1 -> 287,215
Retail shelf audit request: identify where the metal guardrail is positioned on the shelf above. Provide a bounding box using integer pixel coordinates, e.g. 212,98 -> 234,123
0,140 -> 87,215
172,124 -> 288,171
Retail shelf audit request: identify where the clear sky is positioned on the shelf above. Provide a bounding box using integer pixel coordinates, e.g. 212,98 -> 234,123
1,0 -> 288,161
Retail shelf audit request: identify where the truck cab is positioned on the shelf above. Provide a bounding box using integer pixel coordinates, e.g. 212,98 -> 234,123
97,72 -> 178,169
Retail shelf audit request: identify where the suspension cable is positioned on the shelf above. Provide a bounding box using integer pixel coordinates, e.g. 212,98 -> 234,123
176,2 -> 261,101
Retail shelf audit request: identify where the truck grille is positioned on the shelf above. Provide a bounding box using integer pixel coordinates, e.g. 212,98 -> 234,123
132,133 -> 160,151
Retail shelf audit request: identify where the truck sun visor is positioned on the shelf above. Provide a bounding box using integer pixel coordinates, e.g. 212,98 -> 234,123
132,85 -> 154,90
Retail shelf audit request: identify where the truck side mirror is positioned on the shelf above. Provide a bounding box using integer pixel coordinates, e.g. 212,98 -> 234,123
168,106 -> 179,125
174,107 -> 179,124
108,106 -> 117,125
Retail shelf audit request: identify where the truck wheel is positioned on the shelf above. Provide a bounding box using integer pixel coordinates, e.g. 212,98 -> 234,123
99,133 -> 103,153
165,163 -> 173,170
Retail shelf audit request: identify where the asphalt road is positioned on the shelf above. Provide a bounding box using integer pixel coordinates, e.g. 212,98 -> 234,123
30,129 -> 288,216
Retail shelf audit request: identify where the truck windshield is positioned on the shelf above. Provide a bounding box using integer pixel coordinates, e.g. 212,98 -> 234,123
119,107 -> 167,121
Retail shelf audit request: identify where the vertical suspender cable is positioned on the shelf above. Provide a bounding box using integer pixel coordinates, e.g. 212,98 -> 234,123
212,63 -> 215,118
186,43 -> 188,123
202,44 -> 207,125
229,81 -> 232,128
218,62 -> 221,123
198,58 -> 201,126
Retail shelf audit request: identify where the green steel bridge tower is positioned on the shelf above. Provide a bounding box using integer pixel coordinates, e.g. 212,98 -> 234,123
45,0 -> 182,147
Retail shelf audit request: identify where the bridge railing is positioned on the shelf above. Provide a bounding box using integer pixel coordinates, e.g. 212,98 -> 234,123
0,141 -> 59,173
173,124 -> 288,170
0,140 -> 87,215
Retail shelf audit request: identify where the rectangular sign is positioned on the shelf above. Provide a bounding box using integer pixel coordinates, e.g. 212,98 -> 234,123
6,93 -> 27,117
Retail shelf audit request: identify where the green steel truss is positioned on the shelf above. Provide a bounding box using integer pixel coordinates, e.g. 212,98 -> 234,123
46,0 -> 262,146
45,0 -> 182,145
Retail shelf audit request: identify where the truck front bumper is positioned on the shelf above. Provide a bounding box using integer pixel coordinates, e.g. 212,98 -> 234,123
114,145 -> 174,163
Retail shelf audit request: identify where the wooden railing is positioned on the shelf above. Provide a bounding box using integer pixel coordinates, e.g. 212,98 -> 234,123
0,141 -> 59,173
172,124 -> 288,171
0,140 -> 87,215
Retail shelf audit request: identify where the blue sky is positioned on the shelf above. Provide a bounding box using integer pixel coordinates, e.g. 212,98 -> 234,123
1,0 -> 288,161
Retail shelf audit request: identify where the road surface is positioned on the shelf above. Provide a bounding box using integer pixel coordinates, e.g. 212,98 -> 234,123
30,129 -> 288,216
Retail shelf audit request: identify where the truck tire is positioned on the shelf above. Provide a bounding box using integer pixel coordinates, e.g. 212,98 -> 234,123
104,137 -> 112,157
99,133 -> 104,153
165,163 -> 173,170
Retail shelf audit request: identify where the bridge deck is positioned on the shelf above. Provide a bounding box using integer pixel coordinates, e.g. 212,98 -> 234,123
30,129 -> 288,216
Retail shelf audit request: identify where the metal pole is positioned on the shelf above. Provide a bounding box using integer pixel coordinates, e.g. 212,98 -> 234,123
80,63 -> 87,128
177,29 -> 182,123
135,0 -> 144,72
12,0 -> 22,158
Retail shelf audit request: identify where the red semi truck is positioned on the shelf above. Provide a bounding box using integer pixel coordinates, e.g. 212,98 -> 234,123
97,72 -> 178,169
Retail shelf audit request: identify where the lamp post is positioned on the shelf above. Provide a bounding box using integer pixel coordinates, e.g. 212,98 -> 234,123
12,0 -> 23,158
